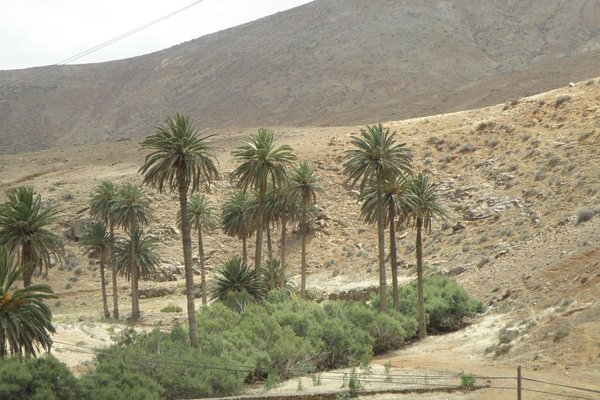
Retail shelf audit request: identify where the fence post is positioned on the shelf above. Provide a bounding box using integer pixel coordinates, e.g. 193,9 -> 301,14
517,366 -> 522,400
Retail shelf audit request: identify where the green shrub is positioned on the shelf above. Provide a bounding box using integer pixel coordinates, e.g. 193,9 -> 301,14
0,356 -> 80,400
160,305 -> 182,313
372,275 -> 483,334
460,372 -> 476,390
324,301 -> 417,354
576,207 -> 594,225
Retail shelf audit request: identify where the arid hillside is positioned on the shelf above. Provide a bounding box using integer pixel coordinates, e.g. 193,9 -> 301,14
2,0 -> 600,154
0,78 -> 598,398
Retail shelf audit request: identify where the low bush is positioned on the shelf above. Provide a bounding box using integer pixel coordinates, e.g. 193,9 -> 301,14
372,275 -> 484,334
576,207 -> 594,225
7,278 -> 482,399
0,356 -> 80,400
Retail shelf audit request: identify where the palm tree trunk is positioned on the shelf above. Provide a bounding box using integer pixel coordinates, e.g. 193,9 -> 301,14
130,222 -> 140,321
178,185 -> 199,348
266,223 -> 273,264
300,210 -> 308,298
377,186 -> 388,313
109,222 -> 119,319
389,206 -> 400,312
22,243 -> 33,287
198,226 -> 207,307
242,237 -> 248,267
100,251 -> 110,319
254,182 -> 267,270
416,217 -> 426,339
279,216 -> 287,288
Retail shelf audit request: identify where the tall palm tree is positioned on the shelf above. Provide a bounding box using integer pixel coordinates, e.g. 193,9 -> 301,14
113,230 -> 159,316
0,247 -> 56,358
343,123 -> 412,312
359,175 -> 410,311
405,173 -> 447,339
90,181 -> 120,319
185,193 -> 218,307
139,113 -> 218,348
230,129 -> 296,271
110,183 -> 152,321
80,222 -> 111,319
221,191 -> 256,267
264,184 -> 298,288
0,186 -> 63,287
287,161 -> 323,298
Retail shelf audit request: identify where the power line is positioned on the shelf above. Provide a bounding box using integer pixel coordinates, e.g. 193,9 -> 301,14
523,377 -> 600,395
51,339 -> 600,399
3,0 -> 206,87
520,387 -> 599,400
56,0 -> 206,65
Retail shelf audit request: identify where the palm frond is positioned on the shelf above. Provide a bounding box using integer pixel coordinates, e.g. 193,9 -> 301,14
404,173 -> 447,233
110,183 -> 152,233
343,123 -> 412,191
286,161 -> 324,208
230,129 -> 297,191
221,191 -> 256,240
0,247 -> 56,358
90,181 -> 119,225
112,230 -> 160,281
180,193 -> 219,232
0,187 -> 64,279
139,113 -> 219,194
209,257 -> 266,302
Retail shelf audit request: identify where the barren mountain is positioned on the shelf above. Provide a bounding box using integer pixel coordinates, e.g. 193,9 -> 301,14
2,0 -> 600,154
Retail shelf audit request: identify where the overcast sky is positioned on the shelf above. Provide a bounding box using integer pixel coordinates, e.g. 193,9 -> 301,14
0,0 -> 313,71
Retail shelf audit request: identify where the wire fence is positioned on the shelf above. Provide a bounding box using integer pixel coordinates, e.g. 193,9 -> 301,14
52,339 -> 600,399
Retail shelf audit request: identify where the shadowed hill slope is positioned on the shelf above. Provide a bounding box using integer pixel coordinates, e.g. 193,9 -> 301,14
2,0 -> 600,153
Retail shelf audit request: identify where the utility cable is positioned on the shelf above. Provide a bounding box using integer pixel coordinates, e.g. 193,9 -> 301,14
3,0 -> 206,87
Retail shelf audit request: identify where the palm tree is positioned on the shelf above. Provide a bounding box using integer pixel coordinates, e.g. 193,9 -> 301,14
139,113 -> 218,347
260,258 -> 295,295
110,183 -> 152,321
221,191 -> 256,266
113,230 -> 159,317
209,257 -> 265,303
0,247 -> 56,358
359,175 -> 410,311
264,184 -> 298,288
405,173 -> 447,339
185,193 -> 218,307
0,186 -> 63,287
90,181 -> 120,319
80,222 -> 111,319
286,161 -> 323,298
343,123 -> 412,312
230,129 -> 296,271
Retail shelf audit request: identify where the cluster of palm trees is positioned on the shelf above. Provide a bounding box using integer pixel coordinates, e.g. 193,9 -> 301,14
226,129 -> 323,298
0,114 -> 446,357
83,181 -> 158,322
343,123 -> 446,339
84,117 -> 324,348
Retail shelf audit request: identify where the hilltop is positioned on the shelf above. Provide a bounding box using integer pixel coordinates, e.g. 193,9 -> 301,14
2,0 -> 600,153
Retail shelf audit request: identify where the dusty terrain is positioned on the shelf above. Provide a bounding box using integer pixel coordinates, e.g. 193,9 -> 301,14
3,0 -> 600,154
1,79 -> 599,398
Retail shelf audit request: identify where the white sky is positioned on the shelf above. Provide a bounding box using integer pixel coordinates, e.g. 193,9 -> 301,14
0,0 -> 313,70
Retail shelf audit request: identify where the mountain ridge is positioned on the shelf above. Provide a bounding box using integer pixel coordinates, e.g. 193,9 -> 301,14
2,0 -> 600,154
